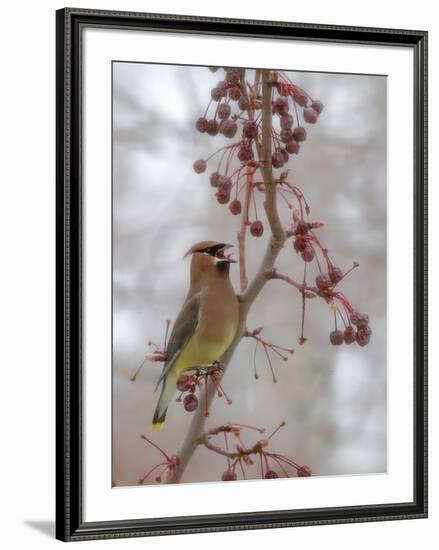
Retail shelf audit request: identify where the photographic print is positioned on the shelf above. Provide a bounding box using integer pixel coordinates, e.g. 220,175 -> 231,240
56,9 -> 427,540
112,62 -> 387,487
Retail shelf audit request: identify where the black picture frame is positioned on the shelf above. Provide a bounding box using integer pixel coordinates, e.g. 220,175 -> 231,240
56,7 -> 428,542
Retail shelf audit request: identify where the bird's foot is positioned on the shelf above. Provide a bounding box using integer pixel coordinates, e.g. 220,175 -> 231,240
186,361 -> 223,375
211,360 -> 224,372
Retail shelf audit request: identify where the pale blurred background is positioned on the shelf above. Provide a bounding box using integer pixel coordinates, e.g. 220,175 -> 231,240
112,62 -> 387,486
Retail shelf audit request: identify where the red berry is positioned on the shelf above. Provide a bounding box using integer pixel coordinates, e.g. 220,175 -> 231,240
218,103 -> 231,120
272,150 -> 285,168
297,465 -> 312,477
195,117 -> 208,133
273,97 -> 289,115
193,159 -> 206,174
293,220 -> 309,235
329,266 -> 343,284
229,86 -> 241,101
226,67 -> 242,85
301,244 -> 315,262
358,317 -> 369,330
206,119 -> 219,136
212,81 -> 227,99
210,171 -> 221,187
176,374 -> 192,392
279,148 -> 289,163
316,273 -> 332,290
293,89 -> 308,107
229,199 -> 242,215
238,97 -> 250,110
243,121 -> 258,139
217,175 -> 232,189
222,469 -> 237,481
250,220 -> 264,237
238,145 -> 253,162
350,311 -> 369,329
356,326 -> 372,346
311,100 -> 324,114
343,326 -> 356,344
216,188 -> 230,204
183,394 -> 198,412
293,126 -> 307,142
286,140 -> 300,154
280,114 -> 294,129
217,80 -> 228,93
330,330 -> 344,346
303,107 -> 318,124
219,120 -> 238,138
264,470 -> 279,479
280,128 -> 294,144
294,235 -> 307,253
211,87 -> 222,102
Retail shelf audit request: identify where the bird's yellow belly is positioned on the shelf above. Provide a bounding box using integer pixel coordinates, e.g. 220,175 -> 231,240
174,325 -> 236,375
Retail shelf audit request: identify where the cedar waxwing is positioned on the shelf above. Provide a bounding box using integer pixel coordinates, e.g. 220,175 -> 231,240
152,241 -> 239,431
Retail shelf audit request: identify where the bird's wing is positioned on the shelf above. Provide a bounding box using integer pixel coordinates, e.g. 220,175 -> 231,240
154,293 -> 201,393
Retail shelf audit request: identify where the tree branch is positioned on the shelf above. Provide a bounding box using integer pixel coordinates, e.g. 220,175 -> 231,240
266,268 -> 325,300
237,170 -> 252,292
166,69 -> 287,483
240,69 -> 286,313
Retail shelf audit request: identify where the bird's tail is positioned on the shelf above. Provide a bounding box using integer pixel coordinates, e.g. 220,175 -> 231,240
152,373 -> 176,431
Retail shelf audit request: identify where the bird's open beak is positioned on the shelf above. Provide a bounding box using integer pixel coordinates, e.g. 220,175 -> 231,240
216,244 -> 236,263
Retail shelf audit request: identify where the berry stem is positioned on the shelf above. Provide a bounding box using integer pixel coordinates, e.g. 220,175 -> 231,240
267,420 -> 286,440
203,99 -> 213,118
205,143 -> 236,164
238,458 -> 246,479
259,452 -> 265,478
263,344 -> 277,383
224,432 -> 231,469
140,434 -> 171,461
270,454 -> 290,477
139,462 -> 168,485
130,357 -> 148,382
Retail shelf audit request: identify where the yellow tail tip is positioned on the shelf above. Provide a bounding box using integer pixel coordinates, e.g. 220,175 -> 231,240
152,421 -> 164,431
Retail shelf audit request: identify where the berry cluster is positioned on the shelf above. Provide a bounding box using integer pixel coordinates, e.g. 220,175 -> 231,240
194,69 -> 323,183
192,68 -> 323,291
277,192 -> 372,348
175,363 -> 232,417
347,311 -> 372,347
139,422 -> 311,484
329,311 -> 372,347
200,421 -> 311,482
